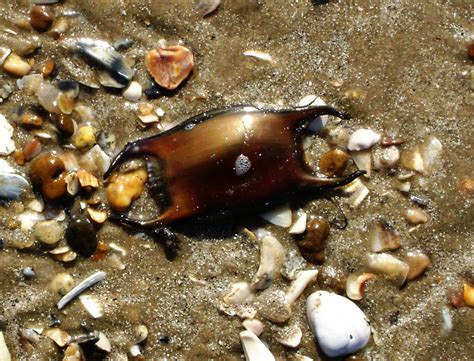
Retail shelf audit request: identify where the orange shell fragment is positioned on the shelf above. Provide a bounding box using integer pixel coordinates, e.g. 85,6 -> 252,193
145,45 -> 194,90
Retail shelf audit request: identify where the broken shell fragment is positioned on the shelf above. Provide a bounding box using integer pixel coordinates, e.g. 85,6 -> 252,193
243,50 -> 275,64
403,207 -> 428,225
3,53 -> 31,77
420,136 -> 442,172
106,168 -> 148,212
95,332 -> 111,353
260,203 -> 292,228
44,328 -> 71,347
400,147 -> 424,173
366,253 -> 409,286
63,342 -> 85,360
0,114 -> 16,155
286,269 -> 319,304
134,325 -> 148,344
348,129 -> 380,151
0,47 -> 11,66
405,251 -> 431,281
240,330 -> 276,361
57,271 -> 106,309
346,272 -> 377,301
306,291 -> 371,358
223,282 -> 255,305
369,221 -> 401,252
274,324 -> 302,348
86,208 -> 107,224
80,145 -> 111,175
77,169 -> 99,189
243,319 -> 264,337
75,38 -> 134,86
0,332 -> 12,361
250,233 -> 286,290
79,294 -> 103,318
342,178 -> 369,208
145,45 -> 194,90
289,211 -> 307,235
351,150 -> 372,177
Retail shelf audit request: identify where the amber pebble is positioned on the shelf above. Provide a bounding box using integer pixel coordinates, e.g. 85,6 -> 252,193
459,178 -> 474,194
145,45 -> 194,90
23,138 -> 42,161
51,113 -> 74,136
65,214 -> 97,257
319,148 -> 349,176
41,58 -> 55,78
30,5 -> 54,32
20,113 -> 44,129
29,153 -> 67,201
106,168 -> 148,212
298,217 -> 330,264
14,150 -> 26,166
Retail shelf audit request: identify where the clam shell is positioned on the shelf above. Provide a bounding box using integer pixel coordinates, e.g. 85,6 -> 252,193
0,172 -> 29,200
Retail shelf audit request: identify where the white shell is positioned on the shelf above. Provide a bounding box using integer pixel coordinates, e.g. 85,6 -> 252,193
286,270 -> 318,305
342,178 -> 369,208
260,204 -> 292,228
243,319 -> 264,336
0,332 -> 11,361
79,294 -> 103,318
123,81 -> 142,102
345,272 -> 377,301
289,212 -> 307,235
421,136 -> 442,171
366,253 -> 409,286
240,330 -> 276,361
250,233 -> 286,290
274,324 -> 302,348
0,114 -> 15,155
348,129 -> 380,151
0,159 -> 14,173
95,332 -> 111,352
57,271 -> 106,309
243,50 -> 275,64
306,291 -> 371,357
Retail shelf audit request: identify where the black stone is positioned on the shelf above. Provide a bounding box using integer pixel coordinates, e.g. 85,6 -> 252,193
66,215 -> 98,257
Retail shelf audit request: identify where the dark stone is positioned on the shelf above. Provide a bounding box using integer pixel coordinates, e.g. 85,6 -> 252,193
66,215 -> 98,257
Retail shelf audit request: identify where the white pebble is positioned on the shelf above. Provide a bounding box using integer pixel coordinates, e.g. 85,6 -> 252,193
348,129 -> 380,151
306,291 -> 371,357
123,81 -> 142,101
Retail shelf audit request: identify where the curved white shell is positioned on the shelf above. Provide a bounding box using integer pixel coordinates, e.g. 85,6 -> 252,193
250,234 -> 286,290
240,330 -> 275,361
348,129 -> 380,151
306,291 -> 371,357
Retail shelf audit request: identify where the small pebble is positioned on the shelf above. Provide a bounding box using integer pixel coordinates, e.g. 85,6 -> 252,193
123,81 -> 142,101
459,178 -> 474,194
467,41 -> 474,60
65,214 -> 98,257
373,145 -> 400,170
297,217 -> 329,264
106,168 -> 148,212
319,149 -> 349,176
403,207 -> 428,225
29,153 -> 67,201
23,138 -> 42,161
256,289 -> 291,323
405,251 -> 431,281
20,113 -> 44,129
463,283 -> 474,307
41,58 -> 55,78
33,219 -> 63,245
51,113 -> 74,136
50,273 -> 75,295
30,5 -> 54,32
22,267 -> 36,280
3,53 -> 31,77
73,125 -> 96,151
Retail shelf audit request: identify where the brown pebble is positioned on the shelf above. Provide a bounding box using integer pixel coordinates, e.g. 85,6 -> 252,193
29,153 -> 67,201
298,217 -> 330,264
405,251 -> 431,281
381,135 -> 404,146
468,42 -> 474,60
319,148 -> 349,176
66,214 -> 98,257
41,58 -> 55,78
50,113 -> 74,136
23,138 -> 42,161
30,5 -> 54,32
20,113 -> 44,129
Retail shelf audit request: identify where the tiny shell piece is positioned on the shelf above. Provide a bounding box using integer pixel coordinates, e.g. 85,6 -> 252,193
79,294 -> 103,318
286,270 -> 318,304
77,169 -> 99,188
123,81 -> 142,101
223,282 -> 255,305
366,253 -> 409,286
369,221 -> 401,252
86,208 -> 107,224
145,45 -> 194,90
306,291 -> 371,357
243,50 -> 275,64
345,272 -> 377,301
0,114 -> 15,155
260,203 -> 292,228
350,150 -> 372,177
240,330 -> 276,361
347,129 -> 380,151
242,319 -> 264,337
196,0 -> 221,16
95,332 -> 111,352
289,212 -> 307,234
250,233 -> 286,290
403,208 -> 428,225
274,324 -> 302,348
44,328 -> 71,347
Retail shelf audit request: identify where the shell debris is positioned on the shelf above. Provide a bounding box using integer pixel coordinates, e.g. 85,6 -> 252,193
240,330 -> 276,361
57,271 -> 106,309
